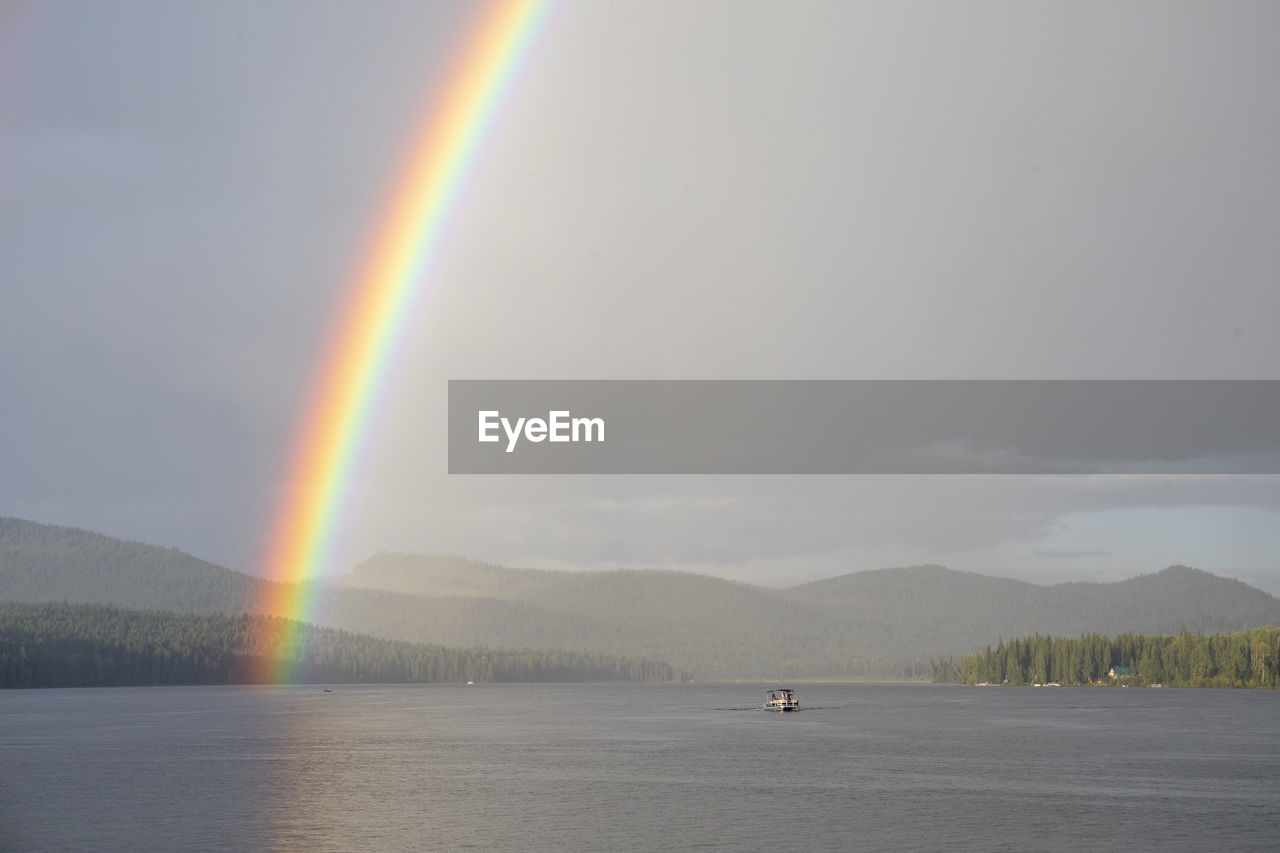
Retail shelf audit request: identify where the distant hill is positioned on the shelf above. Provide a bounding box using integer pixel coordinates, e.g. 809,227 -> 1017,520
5,517 -> 1280,680
334,553 -> 1280,678
339,554 -> 871,678
338,553 -> 549,598
0,519 -> 612,658
0,517 -> 263,612
781,563 -> 1280,645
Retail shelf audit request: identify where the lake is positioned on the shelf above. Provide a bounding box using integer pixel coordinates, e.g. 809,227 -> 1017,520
2,682 -> 1277,851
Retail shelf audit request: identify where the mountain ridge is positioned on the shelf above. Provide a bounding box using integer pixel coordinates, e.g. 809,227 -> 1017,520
4,517 -> 1278,679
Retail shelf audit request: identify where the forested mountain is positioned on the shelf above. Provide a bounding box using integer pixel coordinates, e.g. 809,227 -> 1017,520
933,627 -> 1280,688
5,517 -> 1280,680
0,601 -> 683,688
0,516 -> 263,611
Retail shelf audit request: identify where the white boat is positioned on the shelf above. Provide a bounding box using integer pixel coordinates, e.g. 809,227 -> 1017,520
763,687 -> 799,712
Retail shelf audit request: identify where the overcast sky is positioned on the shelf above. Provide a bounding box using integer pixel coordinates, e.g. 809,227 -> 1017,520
3,1 -> 1279,593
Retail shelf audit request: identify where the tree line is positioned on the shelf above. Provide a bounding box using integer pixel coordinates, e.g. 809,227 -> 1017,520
0,601 -> 688,688
932,627 -> 1280,688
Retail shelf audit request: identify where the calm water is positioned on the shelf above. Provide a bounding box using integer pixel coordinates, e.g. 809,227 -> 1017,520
2,682 -> 1278,852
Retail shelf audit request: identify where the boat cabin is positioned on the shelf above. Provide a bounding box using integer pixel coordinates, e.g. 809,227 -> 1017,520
764,687 -> 799,712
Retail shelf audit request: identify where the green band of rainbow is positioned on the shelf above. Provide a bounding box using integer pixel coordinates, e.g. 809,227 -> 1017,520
257,0 -> 551,682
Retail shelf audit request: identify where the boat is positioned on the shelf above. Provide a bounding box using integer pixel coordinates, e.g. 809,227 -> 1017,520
763,687 -> 799,712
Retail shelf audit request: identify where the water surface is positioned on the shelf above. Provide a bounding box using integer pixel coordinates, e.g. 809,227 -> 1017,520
2,683 -> 1277,851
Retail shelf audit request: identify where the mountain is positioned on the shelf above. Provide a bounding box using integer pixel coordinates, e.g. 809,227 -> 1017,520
781,563 -> 1280,646
5,517 -> 1280,680
0,516 -> 264,612
337,554 -> 869,677
331,553 -> 1280,677
0,519 -> 609,656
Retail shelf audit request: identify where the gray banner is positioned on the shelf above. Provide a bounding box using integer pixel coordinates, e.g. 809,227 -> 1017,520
447,380 -> 1280,474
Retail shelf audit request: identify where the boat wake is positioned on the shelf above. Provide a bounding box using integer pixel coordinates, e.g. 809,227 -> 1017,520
712,706 -> 830,712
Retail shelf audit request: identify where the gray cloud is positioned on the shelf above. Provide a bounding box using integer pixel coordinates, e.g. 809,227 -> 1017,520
1034,550 -> 1111,560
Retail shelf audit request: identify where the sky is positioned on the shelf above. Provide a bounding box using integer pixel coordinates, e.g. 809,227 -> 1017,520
3,0 -> 1279,594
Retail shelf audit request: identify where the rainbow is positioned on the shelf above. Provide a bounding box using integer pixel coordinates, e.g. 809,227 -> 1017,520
256,0 -> 552,681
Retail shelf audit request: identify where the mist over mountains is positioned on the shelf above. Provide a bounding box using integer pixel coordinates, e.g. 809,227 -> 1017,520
4,517 -> 1278,680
